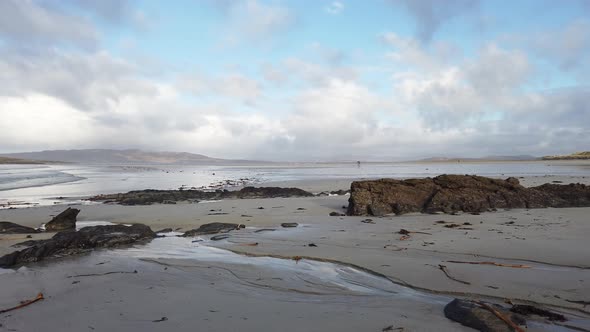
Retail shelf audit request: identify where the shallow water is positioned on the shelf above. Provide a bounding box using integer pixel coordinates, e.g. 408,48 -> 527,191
1,161 -> 590,208
0,233 -> 586,331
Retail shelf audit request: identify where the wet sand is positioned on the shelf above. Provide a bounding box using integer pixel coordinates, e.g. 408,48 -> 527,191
1,175 -> 590,331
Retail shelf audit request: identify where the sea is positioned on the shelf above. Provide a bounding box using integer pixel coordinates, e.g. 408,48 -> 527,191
1,161 -> 589,209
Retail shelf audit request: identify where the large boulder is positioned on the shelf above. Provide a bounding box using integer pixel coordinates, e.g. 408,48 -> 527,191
182,222 -> 245,237
347,175 -> 590,216
45,207 -> 80,231
0,224 -> 156,268
444,299 -> 525,332
0,221 -> 39,234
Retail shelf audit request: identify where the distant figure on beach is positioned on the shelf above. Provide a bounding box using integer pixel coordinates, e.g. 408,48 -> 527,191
357,161 -> 361,168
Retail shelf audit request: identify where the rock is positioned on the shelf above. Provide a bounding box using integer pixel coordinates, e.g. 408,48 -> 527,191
234,187 -> 313,199
281,223 -> 299,228
329,212 -> 344,216
182,223 -> 245,237
88,187 -> 313,205
510,304 -> 566,322
45,207 -> 80,231
347,175 -> 590,216
155,228 -> 173,234
444,299 -> 525,332
0,224 -> 156,268
254,229 -> 275,233
0,221 -> 39,234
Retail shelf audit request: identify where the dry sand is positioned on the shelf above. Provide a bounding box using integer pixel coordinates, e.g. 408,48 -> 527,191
0,175 -> 589,331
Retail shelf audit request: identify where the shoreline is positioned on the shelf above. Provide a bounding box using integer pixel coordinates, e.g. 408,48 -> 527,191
1,175 -> 589,331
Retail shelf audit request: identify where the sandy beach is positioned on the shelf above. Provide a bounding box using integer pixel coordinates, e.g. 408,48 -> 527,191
1,175 -> 589,331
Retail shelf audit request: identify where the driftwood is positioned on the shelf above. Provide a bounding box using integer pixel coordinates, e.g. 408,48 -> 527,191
475,301 -> 526,332
446,261 -> 531,268
0,293 -> 44,314
438,264 -> 471,285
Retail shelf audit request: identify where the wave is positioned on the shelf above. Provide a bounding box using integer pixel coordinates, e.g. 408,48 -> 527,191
0,166 -> 85,191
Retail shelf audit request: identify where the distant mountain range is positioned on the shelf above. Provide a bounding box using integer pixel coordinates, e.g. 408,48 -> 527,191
0,149 -> 265,165
413,155 -> 539,162
542,151 -> 590,160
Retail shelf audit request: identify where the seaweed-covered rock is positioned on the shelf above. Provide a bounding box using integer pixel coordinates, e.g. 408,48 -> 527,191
182,223 -> 245,237
347,175 -> 590,216
0,221 -> 39,234
444,299 -> 525,332
45,207 -> 80,231
233,187 -> 313,199
0,224 -> 156,268
89,187 -> 313,205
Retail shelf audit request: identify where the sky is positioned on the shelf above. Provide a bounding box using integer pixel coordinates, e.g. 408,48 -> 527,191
0,0 -> 589,161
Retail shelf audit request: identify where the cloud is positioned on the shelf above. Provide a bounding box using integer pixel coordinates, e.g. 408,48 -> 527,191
221,0 -> 294,45
0,0 -> 98,49
530,19 -> 590,72
63,0 -> 135,23
326,1 -> 344,15
177,72 -> 262,105
389,0 -> 480,42
0,0 -> 588,160
0,48 -> 157,111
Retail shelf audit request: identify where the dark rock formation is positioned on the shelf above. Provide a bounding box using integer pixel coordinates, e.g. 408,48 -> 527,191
155,228 -> 173,234
0,221 -> 39,234
347,175 -> 590,216
281,223 -> 298,228
510,304 -> 565,322
45,207 -> 80,231
89,187 -> 313,205
0,224 -> 156,268
444,299 -> 525,332
182,223 -> 245,237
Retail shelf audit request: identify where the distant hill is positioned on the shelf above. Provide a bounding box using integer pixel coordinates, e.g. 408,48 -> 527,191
413,155 -> 539,162
0,156 -> 52,165
542,151 -> 590,160
0,149 -> 265,165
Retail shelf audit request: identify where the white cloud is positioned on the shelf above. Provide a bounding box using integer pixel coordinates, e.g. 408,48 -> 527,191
0,49 -> 156,111
326,1 -> 344,15
222,0 -> 294,45
177,72 -> 262,105
0,94 -> 98,151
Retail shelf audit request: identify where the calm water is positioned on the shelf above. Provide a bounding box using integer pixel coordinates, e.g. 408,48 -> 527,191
1,161 -> 589,208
